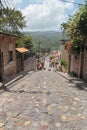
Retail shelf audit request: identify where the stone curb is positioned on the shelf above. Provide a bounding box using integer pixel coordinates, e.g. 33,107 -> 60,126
0,82 -> 4,90
56,72 -> 87,91
5,74 -> 23,87
75,83 -> 87,91
4,71 -> 34,87
56,72 -> 71,81
0,71 -> 36,91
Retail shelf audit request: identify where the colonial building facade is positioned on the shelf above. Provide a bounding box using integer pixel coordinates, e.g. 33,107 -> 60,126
61,39 -> 87,82
69,42 -> 87,82
0,32 -> 17,82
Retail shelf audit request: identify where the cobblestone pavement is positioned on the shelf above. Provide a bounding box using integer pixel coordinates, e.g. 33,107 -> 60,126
0,70 -> 87,130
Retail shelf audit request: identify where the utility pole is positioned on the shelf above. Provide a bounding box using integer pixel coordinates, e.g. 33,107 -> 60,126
39,42 -> 41,53
38,42 -> 41,59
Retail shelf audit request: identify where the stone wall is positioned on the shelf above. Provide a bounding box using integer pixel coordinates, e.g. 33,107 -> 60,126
24,57 -> 36,72
70,55 -> 80,76
61,44 -> 68,65
69,42 -> 87,82
16,54 -> 23,73
83,43 -> 87,81
0,33 -> 17,81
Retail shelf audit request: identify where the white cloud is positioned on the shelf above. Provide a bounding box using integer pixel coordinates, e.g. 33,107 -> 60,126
4,0 -> 75,31
22,0 -> 75,31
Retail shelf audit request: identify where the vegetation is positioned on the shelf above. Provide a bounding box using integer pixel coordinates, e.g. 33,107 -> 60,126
0,7 -> 26,34
0,7 -> 34,52
24,31 -> 64,51
16,36 -> 33,50
61,1 -> 87,54
69,71 -> 78,77
60,59 -> 67,69
23,36 -> 33,50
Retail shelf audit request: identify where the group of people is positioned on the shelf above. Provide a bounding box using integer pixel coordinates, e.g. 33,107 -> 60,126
49,62 -> 62,72
55,62 -> 62,71
37,60 -> 44,70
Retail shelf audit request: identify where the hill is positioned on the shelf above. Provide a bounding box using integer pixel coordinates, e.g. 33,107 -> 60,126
24,31 -> 65,50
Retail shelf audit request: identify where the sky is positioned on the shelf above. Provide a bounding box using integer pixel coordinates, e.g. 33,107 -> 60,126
4,0 -> 85,32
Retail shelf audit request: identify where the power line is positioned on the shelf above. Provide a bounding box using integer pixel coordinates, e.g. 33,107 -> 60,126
3,0 -> 12,9
59,0 -> 86,6
0,0 -> 23,37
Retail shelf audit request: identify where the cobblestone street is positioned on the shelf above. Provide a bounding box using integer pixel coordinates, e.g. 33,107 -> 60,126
0,70 -> 87,130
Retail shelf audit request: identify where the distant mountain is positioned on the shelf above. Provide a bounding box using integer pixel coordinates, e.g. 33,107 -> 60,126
23,31 -> 66,50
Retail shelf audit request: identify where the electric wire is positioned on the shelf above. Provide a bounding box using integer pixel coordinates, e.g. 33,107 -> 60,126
3,0 -> 12,9
59,0 -> 86,6
0,0 -> 23,37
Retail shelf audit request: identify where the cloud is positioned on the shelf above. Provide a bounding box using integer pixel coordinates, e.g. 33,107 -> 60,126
22,0 -> 75,31
6,0 -> 75,31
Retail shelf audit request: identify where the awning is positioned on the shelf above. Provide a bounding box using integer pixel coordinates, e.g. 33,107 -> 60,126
16,47 -> 29,53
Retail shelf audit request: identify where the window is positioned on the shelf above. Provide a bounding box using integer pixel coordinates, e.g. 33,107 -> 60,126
8,51 -> 13,62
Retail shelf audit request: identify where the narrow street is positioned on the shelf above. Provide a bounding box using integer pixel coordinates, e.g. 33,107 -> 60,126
0,70 -> 87,130
0,0 -> 87,130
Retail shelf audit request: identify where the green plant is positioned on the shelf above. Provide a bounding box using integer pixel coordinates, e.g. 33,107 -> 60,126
60,59 -> 67,69
69,71 -> 78,77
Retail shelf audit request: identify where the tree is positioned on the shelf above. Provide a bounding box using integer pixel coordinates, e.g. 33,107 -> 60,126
0,7 -> 26,33
16,36 -> 33,50
61,1 -> 87,54
16,37 -> 24,48
24,36 -> 33,50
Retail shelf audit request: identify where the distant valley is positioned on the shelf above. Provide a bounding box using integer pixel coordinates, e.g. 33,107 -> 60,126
24,31 -> 65,50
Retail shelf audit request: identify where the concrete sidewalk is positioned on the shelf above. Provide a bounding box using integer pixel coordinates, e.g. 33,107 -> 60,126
57,71 -> 87,91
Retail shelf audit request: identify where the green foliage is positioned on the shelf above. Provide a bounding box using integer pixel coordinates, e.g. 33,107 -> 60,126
16,37 -> 24,47
71,45 -> 80,54
23,31 -> 63,50
60,59 -> 67,69
61,1 -> 87,54
49,55 -> 53,60
24,36 -> 33,50
0,7 -> 26,33
69,71 -> 78,77
16,36 -> 33,50
40,47 -> 51,54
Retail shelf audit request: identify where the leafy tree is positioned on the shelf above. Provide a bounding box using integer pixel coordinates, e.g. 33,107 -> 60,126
23,36 -> 33,50
0,7 -> 26,33
16,37 -> 24,47
61,1 -> 87,54
40,47 -> 51,54
16,36 -> 33,50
